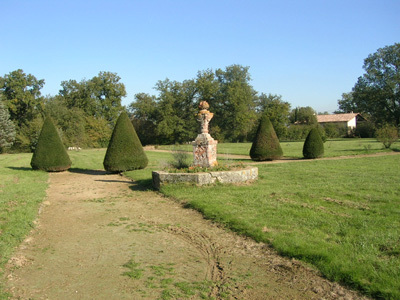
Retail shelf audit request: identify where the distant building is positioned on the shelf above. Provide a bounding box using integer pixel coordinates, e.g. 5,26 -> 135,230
317,113 -> 365,132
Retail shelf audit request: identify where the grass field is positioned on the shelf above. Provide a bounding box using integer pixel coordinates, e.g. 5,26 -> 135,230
158,138 -> 400,158
1,140 -> 399,299
0,154 -> 48,297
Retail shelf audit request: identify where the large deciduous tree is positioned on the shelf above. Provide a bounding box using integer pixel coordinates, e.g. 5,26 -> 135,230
289,106 -> 317,125
0,69 -> 45,127
0,69 -> 45,151
257,93 -> 291,139
0,99 -> 16,152
338,43 -> 400,126
58,71 -> 126,126
214,65 -> 258,142
129,93 -> 158,145
128,65 -> 270,144
153,78 -> 198,144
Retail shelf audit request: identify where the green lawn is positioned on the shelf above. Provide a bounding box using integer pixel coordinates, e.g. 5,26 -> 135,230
0,153 -> 49,297
158,138 -> 400,158
126,149 -> 400,299
1,142 -> 399,299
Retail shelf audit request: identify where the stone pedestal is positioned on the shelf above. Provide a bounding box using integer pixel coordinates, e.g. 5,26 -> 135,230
192,101 -> 218,167
192,133 -> 218,167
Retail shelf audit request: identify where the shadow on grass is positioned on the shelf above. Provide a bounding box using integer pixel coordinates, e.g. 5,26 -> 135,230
392,148 -> 400,152
7,166 -> 33,171
128,179 -> 154,191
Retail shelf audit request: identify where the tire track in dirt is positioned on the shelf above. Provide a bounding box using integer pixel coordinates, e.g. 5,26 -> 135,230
164,226 -> 226,298
4,170 -> 370,300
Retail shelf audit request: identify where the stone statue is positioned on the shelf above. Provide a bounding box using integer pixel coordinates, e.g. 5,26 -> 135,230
192,101 -> 218,167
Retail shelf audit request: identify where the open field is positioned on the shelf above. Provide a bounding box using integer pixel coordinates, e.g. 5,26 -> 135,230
125,149 -> 400,299
1,141 -> 399,299
157,138 -> 400,158
0,154 -> 48,267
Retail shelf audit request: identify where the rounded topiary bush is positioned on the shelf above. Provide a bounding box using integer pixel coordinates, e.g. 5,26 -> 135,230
250,114 -> 283,161
31,116 -> 71,172
103,112 -> 148,173
303,127 -> 324,159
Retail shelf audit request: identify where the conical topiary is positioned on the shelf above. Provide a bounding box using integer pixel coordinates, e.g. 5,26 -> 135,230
31,116 -> 71,172
250,114 -> 283,161
303,127 -> 324,159
103,112 -> 148,172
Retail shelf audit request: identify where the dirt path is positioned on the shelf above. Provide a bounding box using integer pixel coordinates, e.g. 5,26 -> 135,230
5,170 -> 369,300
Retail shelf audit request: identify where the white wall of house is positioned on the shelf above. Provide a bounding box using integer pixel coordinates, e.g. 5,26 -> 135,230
347,117 -> 356,129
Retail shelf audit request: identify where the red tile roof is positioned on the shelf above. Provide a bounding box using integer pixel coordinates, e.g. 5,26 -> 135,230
317,113 -> 359,123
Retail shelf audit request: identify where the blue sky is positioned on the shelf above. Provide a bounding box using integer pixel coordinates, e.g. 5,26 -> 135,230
1,0 -> 399,113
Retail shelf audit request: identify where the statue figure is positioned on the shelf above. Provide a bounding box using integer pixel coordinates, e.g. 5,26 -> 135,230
192,101 -> 218,167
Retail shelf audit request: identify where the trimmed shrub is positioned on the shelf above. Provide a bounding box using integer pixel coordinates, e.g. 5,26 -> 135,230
250,114 -> 283,161
303,128 -> 324,159
103,112 -> 148,172
30,116 -> 71,171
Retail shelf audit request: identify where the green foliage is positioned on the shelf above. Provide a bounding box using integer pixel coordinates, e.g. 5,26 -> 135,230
103,112 -> 148,172
84,115 -> 112,148
250,115 -> 283,161
214,65 -> 258,142
0,69 -> 45,127
153,79 -> 198,144
354,121 -> 375,138
30,116 -> 71,171
336,92 -> 357,114
376,125 -> 399,148
322,123 -> 348,138
257,93 -> 291,139
339,43 -> 400,127
129,65 -> 260,144
59,71 -> 126,126
303,128 -> 324,159
0,69 -> 45,152
130,93 -> 158,145
168,149 -> 191,169
285,124 -> 311,141
289,106 -> 317,125
45,97 -> 88,147
0,100 -> 16,152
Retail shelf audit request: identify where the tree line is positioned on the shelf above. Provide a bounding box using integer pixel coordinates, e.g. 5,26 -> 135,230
129,65 -> 325,145
0,70 -> 126,152
1,43 -> 399,152
0,65 -> 321,152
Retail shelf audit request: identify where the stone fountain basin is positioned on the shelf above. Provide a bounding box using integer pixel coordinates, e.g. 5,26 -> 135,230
152,166 -> 258,190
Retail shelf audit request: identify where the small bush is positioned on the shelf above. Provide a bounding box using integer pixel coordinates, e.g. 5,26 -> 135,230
376,125 -> 399,149
30,116 -> 71,171
169,148 -> 191,169
250,115 -> 283,161
103,112 -> 148,172
303,128 -> 324,159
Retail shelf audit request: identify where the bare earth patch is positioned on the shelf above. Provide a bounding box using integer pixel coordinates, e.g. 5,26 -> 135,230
4,170 -> 369,299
